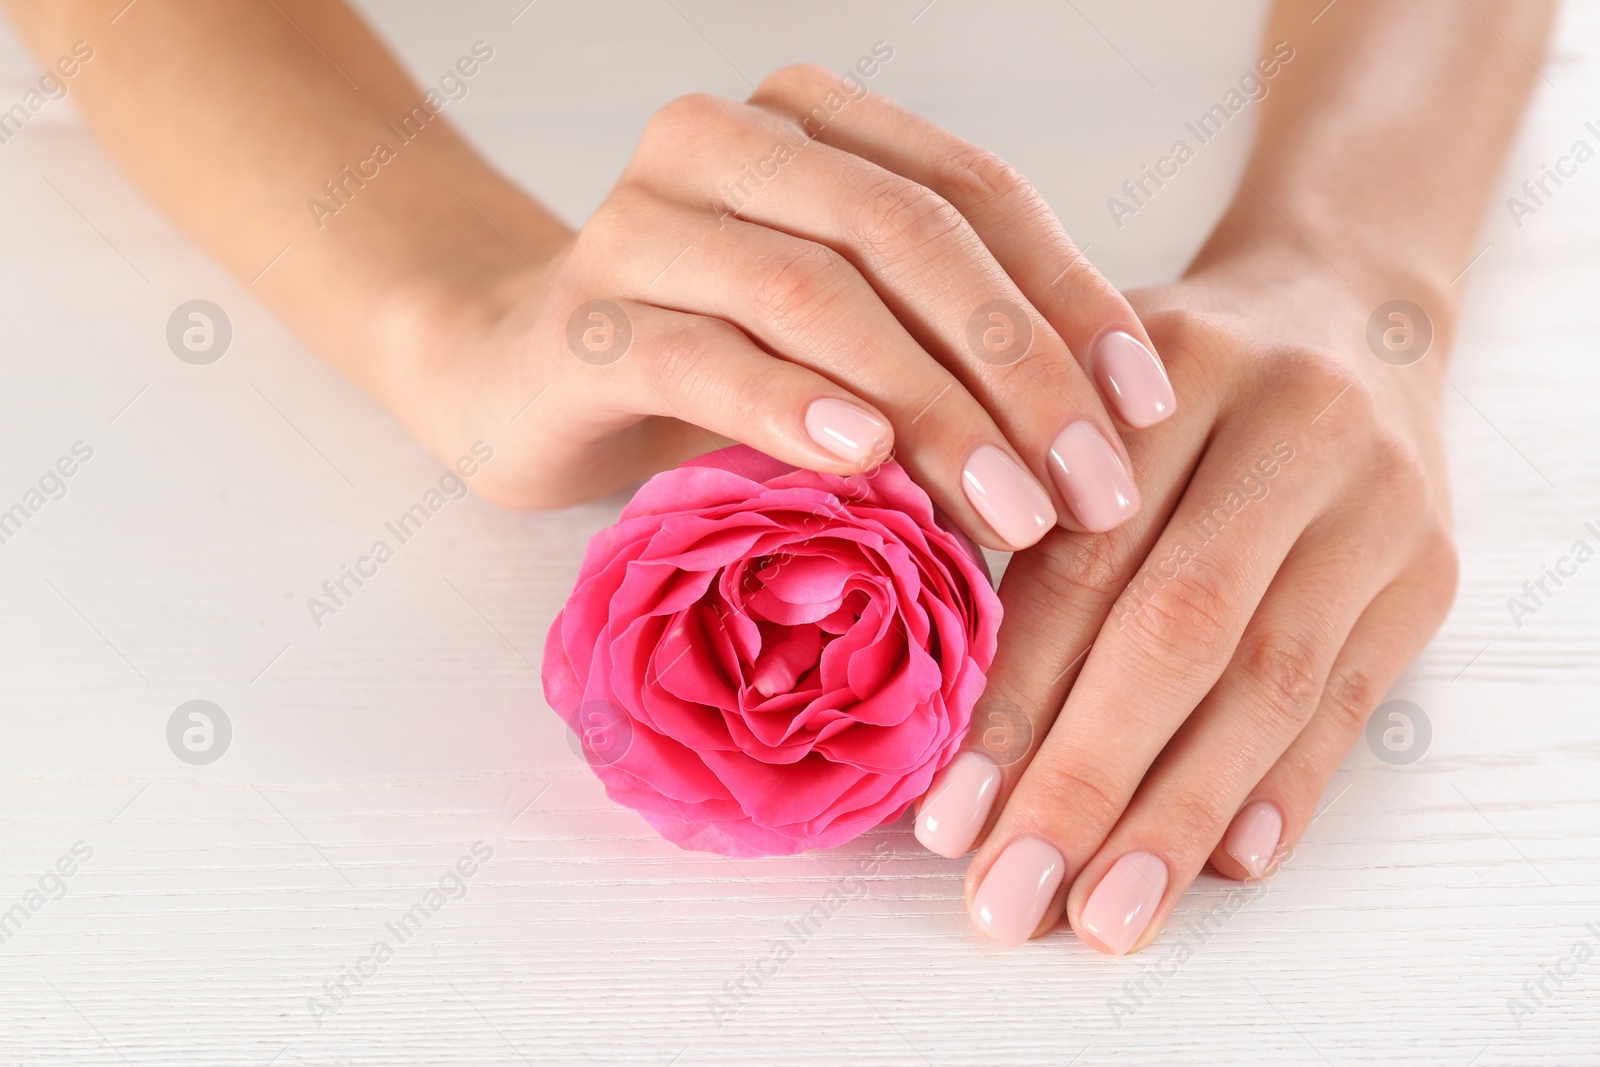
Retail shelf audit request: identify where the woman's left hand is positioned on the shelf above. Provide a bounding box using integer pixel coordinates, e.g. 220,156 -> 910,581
912,231 -> 1461,951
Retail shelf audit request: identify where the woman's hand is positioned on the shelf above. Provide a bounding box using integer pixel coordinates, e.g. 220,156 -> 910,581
5,0 -> 1168,551
913,232 -> 1460,949
9,4 -> 1155,550
404,64 -> 1174,551
909,0 -> 1552,952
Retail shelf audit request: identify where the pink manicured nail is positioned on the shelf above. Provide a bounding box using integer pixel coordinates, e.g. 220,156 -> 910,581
915,752 -> 1002,859
969,836 -> 1066,947
1046,421 -> 1140,532
1092,330 -> 1175,428
804,397 -> 890,466
1224,800 -> 1284,879
961,444 -> 1056,549
1079,850 -> 1168,955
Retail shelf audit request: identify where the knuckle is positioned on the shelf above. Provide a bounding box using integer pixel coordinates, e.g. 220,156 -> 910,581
852,174 -> 968,260
1366,431 -> 1431,504
1030,761 -> 1124,833
652,316 -> 771,425
993,323 -> 1092,393
754,62 -> 835,99
749,242 -> 854,335
641,93 -> 737,150
935,145 -> 1035,210
1047,242 -> 1121,306
1118,552 -> 1238,667
1421,527 -> 1461,609
1278,352 -> 1378,431
728,359 -> 787,428
1165,789 -> 1232,855
649,318 -> 773,426
649,319 -> 717,393
1273,346 -> 1347,386
589,183 -> 657,245
1321,663 -> 1383,734
1016,530 -> 1133,618
1138,306 -> 1235,393
1236,627 -> 1325,728
1141,304 -> 1227,355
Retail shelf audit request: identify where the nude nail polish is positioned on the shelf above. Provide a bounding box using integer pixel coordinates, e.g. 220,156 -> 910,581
1047,421 -> 1140,532
915,752 -> 1002,859
1079,850 -> 1168,955
961,444 -> 1056,549
804,397 -> 890,466
1224,800 -> 1284,879
1092,330 -> 1176,428
969,836 -> 1066,947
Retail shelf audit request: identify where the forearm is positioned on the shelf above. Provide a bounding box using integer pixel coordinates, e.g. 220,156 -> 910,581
4,0 -> 568,404
1194,0 -> 1556,343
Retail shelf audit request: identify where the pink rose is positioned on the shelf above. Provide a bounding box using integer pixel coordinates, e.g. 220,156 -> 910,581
542,445 -> 1001,857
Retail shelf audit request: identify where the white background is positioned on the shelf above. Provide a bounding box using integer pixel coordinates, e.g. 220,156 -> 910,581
0,1 -> 1597,1064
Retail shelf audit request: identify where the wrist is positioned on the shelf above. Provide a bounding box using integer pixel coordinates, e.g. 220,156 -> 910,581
1200,193 -> 1455,309
373,229 -> 570,411
338,139 -> 574,411
1185,193 -> 1460,372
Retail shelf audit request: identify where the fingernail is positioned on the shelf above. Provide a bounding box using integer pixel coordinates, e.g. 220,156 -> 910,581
969,836 -> 1066,947
804,397 -> 890,466
961,444 -> 1056,549
1224,799 -> 1284,879
1092,330 -> 1175,428
1079,850 -> 1168,955
1047,421 -> 1140,532
915,752 -> 1002,859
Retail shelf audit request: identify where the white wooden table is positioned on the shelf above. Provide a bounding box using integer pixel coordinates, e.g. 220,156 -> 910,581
2,2 -> 1597,1064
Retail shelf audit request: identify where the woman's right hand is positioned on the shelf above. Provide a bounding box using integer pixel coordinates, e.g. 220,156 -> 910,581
404,65 -> 1174,551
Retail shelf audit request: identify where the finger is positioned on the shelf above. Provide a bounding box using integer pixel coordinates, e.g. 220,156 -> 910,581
536,297 -> 896,495
749,65 -> 1176,431
1061,514 -> 1403,955
585,201 -> 1057,551
737,126 -> 1143,532
962,433 -> 1327,946
913,375 -> 1219,859
1211,548 -> 1457,883
649,92 -> 1140,535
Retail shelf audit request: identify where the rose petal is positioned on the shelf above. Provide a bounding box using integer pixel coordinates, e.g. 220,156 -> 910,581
748,624 -> 823,698
542,444 -> 1002,857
